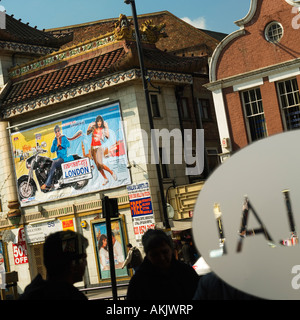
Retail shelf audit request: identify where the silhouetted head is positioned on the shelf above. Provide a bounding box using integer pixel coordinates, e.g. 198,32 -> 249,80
43,231 -> 88,283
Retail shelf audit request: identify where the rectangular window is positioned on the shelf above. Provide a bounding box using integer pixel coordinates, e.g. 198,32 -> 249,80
197,98 -> 211,120
206,148 -> 220,173
242,88 -> 267,142
180,98 -> 191,119
150,94 -> 160,117
277,78 -> 300,130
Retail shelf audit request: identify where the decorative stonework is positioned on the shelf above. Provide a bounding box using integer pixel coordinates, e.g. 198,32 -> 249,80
0,40 -> 56,55
0,194 -> 130,228
3,69 -> 192,119
2,14 -> 192,119
113,14 -> 134,41
9,33 -> 117,79
8,14 -> 169,79
140,19 -> 167,43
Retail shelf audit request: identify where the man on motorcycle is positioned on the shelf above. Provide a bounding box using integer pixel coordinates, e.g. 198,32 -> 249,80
41,125 -> 74,190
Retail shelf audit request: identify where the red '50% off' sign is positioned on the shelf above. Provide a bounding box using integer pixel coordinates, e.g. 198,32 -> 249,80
13,228 -> 28,265
13,242 -> 28,265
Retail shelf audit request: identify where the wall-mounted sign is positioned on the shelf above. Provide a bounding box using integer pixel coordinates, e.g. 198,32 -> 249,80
12,228 -> 28,265
10,102 -> 131,207
193,130 -> 300,300
25,220 -> 62,244
62,218 -> 75,231
127,182 -> 155,245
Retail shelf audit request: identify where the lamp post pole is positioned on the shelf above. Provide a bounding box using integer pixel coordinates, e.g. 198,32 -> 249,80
102,196 -> 118,300
124,0 -> 170,230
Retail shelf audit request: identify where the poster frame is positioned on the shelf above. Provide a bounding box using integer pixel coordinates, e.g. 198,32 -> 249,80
8,100 -> 132,207
90,214 -> 131,283
0,240 -> 9,273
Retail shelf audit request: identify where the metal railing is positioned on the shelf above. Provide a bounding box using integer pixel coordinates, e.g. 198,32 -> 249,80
79,282 -> 129,300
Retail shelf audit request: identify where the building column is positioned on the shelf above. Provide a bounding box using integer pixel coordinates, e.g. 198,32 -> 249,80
0,121 -> 18,213
211,88 -> 232,156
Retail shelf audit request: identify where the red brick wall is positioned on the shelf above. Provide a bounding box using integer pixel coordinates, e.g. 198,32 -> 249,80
224,80 -> 285,150
260,78 -> 284,136
223,87 -> 248,151
214,0 -> 300,151
216,0 -> 300,80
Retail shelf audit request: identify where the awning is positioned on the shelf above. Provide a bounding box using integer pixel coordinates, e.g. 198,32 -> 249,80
171,219 -> 192,232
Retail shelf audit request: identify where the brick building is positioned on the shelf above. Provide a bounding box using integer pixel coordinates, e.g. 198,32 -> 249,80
0,11 -> 224,295
206,0 -> 300,160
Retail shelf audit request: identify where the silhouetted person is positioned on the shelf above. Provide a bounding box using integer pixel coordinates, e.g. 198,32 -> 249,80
193,272 -> 262,300
126,229 -> 199,300
19,231 -> 88,300
181,240 -> 193,265
122,243 -> 143,272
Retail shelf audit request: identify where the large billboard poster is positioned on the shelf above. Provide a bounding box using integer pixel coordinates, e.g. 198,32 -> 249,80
11,102 -> 131,207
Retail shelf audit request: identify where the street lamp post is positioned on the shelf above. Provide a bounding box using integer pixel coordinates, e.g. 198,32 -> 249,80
124,0 -> 170,230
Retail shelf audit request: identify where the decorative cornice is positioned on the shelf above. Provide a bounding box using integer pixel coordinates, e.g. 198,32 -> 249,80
209,29 -> 245,82
234,0 -> 258,27
0,40 -> 57,55
285,0 -> 300,7
3,69 -> 193,119
209,0 -> 257,83
206,57 -> 300,91
9,33 -> 117,79
0,193 -> 130,228
8,14 -> 168,80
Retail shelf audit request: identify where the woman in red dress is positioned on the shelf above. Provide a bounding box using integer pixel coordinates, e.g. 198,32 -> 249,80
87,115 -> 117,185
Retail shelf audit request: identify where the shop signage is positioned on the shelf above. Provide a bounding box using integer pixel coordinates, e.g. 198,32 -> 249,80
12,228 -> 28,265
193,130 -> 300,300
62,218 -> 75,231
13,242 -> 28,265
25,219 -> 62,244
127,181 -> 155,244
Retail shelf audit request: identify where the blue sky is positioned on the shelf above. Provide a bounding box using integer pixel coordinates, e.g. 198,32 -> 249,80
1,0 -> 250,34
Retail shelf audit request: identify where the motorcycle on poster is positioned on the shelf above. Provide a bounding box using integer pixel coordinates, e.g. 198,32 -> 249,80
11,102 -> 131,207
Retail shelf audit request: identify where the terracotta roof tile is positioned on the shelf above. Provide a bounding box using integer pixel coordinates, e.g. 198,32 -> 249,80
2,47 -> 125,108
1,41 -> 207,110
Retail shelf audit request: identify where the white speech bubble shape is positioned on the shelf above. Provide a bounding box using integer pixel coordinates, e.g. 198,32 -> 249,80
192,130 -> 300,300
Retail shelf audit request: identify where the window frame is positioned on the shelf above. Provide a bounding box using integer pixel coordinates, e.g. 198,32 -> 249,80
179,97 -> 191,120
241,87 -> 268,143
265,21 -> 284,44
206,147 -> 220,175
197,98 -> 212,121
276,77 -> 300,131
150,94 -> 161,118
